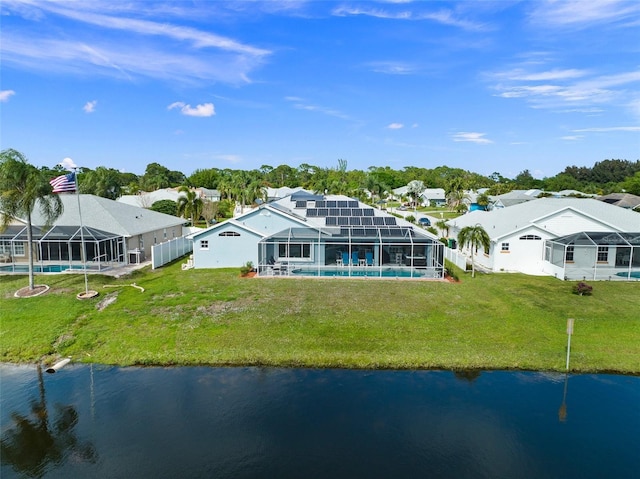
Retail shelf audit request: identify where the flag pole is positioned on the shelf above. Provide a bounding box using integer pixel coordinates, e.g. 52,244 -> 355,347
74,168 -> 89,295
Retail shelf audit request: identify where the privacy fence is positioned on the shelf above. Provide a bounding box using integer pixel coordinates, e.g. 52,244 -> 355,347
151,236 -> 193,269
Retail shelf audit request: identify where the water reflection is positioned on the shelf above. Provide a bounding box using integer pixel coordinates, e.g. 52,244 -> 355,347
1,366 -> 97,477
1,365 -> 638,479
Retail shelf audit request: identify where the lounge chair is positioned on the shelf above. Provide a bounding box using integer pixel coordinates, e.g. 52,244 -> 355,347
341,252 -> 350,266
365,251 -> 374,266
351,251 -> 360,266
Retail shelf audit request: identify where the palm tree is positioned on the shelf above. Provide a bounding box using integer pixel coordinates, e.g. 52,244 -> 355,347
0,149 -> 64,292
176,186 -> 203,227
457,224 -> 490,278
406,180 -> 425,210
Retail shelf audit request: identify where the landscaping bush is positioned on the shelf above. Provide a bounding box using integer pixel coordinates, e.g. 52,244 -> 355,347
444,259 -> 463,282
572,281 -> 593,296
240,261 -> 254,276
405,215 -> 416,223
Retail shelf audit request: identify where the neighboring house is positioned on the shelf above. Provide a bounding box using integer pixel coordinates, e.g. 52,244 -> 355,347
265,186 -> 306,202
117,187 -> 220,208
420,188 -> 446,207
0,194 -> 186,269
489,189 -> 541,209
598,193 -> 640,210
190,190 -> 444,279
448,198 -> 640,280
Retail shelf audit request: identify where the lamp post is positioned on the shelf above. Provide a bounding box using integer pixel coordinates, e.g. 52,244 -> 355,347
566,317 -> 575,370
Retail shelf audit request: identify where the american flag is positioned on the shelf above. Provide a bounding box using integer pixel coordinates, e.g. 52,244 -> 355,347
49,172 -> 76,193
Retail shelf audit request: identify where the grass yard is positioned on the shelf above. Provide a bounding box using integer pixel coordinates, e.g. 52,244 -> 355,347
1,262 -> 639,373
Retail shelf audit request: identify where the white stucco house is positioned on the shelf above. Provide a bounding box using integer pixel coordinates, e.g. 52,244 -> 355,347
190,190 -> 445,279
448,198 -> 640,280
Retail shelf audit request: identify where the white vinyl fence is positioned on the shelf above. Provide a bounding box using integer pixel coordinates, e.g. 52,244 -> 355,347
151,236 -> 193,269
443,246 -> 468,271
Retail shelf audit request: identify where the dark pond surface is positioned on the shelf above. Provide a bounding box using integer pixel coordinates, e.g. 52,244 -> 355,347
1,365 -> 638,478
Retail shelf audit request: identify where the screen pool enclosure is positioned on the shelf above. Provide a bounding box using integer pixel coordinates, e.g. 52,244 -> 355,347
257,225 -> 445,280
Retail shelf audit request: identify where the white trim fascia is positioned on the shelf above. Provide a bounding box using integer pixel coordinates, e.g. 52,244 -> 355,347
529,206 -> 623,232
491,223 -> 561,242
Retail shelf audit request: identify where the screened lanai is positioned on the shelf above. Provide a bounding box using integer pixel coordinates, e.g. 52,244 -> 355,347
544,231 -> 640,281
0,224 -> 126,272
257,225 -> 444,279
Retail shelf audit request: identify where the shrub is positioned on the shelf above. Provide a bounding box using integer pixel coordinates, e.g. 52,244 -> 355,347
444,259 -> 463,282
572,282 -> 593,296
240,261 -> 254,276
405,215 -> 416,223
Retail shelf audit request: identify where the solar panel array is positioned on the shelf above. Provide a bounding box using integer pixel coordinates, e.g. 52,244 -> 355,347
339,227 -> 413,237
298,198 -> 404,230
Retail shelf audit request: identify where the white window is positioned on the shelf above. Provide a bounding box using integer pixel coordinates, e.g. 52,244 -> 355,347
501,242 -> 509,252
13,243 -> 25,256
279,243 -> 311,259
200,240 -> 209,250
163,228 -> 167,239
219,231 -> 240,237
519,235 -> 541,240
597,246 -> 608,262
565,246 -> 574,262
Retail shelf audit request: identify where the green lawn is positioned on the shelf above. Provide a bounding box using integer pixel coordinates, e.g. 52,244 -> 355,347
1,263 -> 639,373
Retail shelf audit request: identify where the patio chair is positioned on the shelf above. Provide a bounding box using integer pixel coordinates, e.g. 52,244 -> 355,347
341,252 -> 350,266
365,251 -> 374,266
351,251 -> 360,266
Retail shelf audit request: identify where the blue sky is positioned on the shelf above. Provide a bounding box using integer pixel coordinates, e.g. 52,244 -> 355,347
1,0 -> 639,179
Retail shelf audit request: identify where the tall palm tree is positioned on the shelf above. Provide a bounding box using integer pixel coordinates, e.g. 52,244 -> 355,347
176,186 -> 203,227
0,149 -> 64,291
457,224 -> 490,278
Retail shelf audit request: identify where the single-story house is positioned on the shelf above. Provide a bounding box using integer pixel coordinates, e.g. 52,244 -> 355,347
190,191 -> 445,279
0,194 -> 186,270
265,186 -> 306,202
489,189 -> 542,209
598,193 -> 640,210
117,187 -> 220,208
420,188 -> 446,207
448,197 -> 640,280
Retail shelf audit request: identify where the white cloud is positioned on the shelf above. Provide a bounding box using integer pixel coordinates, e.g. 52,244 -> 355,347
367,61 -> 417,75
215,154 -> 242,164
168,102 -> 215,117
60,157 -> 78,169
452,132 -> 493,144
285,97 -> 350,120
528,0 -> 640,29
0,90 -> 16,102
560,136 -> 584,141
83,100 -> 97,113
387,123 -> 404,129
1,2 -> 270,85
572,126 -> 640,132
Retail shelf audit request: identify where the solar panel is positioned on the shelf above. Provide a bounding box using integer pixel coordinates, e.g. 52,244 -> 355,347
306,208 -> 318,217
351,208 -> 363,216
384,217 -> 397,225
365,228 -> 377,236
340,208 -> 351,216
363,209 -> 374,216
361,217 -> 373,226
295,201 -> 307,208
325,217 -> 338,226
373,217 -> 385,225
329,208 -> 340,216
315,200 -> 326,208
337,217 -> 349,225
349,217 -> 361,226
348,201 -> 358,207
317,208 -> 329,217
326,200 -> 337,207
351,228 -> 366,236
338,201 -> 348,208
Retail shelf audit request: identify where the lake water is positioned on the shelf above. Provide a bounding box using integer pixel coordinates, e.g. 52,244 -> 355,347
1,365 -> 638,478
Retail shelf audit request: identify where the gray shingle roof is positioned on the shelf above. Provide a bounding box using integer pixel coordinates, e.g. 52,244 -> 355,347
449,197 -> 640,239
30,194 -> 185,237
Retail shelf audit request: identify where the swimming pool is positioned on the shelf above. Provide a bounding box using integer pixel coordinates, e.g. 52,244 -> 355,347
0,264 -> 87,273
289,267 -> 432,278
615,271 -> 640,279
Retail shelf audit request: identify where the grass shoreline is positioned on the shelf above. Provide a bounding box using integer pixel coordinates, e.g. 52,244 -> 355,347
2,262 -> 639,374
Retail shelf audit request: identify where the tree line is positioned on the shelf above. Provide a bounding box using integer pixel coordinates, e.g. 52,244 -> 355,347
34,158 -> 640,202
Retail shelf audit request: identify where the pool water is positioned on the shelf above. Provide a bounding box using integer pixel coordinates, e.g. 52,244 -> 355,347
0,264 -> 86,273
290,267 -> 428,278
615,271 -> 640,279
